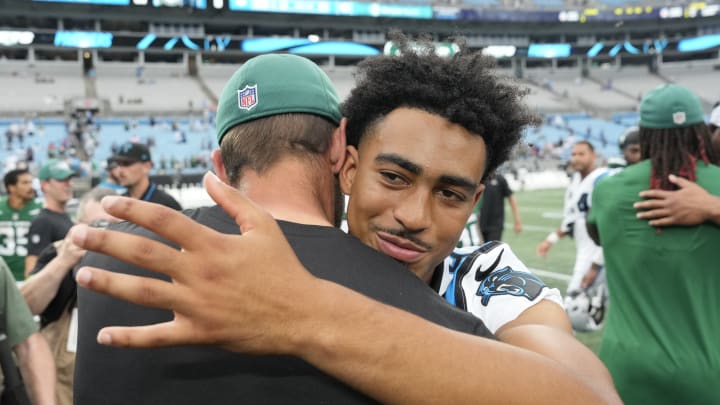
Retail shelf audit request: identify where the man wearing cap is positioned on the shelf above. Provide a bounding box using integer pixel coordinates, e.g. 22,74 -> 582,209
631,104 -> 720,227
96,159 -> 126,195
110,142 -> 182,211
25,160 -> 75,277
618,126 -> 641,166
73,50 -> 619,404
587,84 -> 720,404
0,169 -> 41,281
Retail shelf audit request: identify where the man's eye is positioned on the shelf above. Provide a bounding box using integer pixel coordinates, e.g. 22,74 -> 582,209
440,189 -> 466,202
380,172 -> 405,184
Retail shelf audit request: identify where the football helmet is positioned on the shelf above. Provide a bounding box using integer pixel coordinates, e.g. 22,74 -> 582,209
564,283 -> 608,332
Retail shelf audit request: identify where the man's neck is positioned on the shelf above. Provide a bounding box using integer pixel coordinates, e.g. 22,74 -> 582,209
237,159 -> 335,227
7,195 -> 29,210
580,166 -> 596,179
128,177 -> 151,200
44,198 -> 66,213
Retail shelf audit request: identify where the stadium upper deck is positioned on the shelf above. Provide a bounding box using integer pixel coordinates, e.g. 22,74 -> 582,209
0,0 -> 717,119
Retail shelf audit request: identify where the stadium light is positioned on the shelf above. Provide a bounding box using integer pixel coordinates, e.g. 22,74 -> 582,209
0,31 -> 34,46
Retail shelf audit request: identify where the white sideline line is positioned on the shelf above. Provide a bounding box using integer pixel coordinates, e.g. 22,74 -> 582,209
528,267 -> 572,282
504,223 -> 555,232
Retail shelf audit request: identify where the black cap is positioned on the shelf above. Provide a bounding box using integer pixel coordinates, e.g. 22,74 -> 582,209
112,142 -> 151,164
619,126 -> 639,150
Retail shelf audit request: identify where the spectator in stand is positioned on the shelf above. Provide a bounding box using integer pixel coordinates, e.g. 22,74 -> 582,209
25,160 -> 75,277
1,169 -> 41,281
110,142 -> 182,210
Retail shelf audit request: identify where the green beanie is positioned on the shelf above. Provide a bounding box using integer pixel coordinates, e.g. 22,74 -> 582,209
215,54 -> 342,145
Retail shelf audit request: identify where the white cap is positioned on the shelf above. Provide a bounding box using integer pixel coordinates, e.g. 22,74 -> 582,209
711,104 -> 720,127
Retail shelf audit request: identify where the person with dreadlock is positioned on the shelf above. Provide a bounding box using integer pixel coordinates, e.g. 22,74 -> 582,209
586,84 -> 720,405
633,102 -> 720,227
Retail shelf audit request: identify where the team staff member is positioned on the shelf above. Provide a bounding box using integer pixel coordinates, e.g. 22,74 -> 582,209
0,169 -> 41,281
26,161 -> 75,277
588,84 -> 720,404
110,142 -> 182,210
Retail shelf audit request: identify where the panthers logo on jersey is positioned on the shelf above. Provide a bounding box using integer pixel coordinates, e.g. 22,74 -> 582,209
477,266 -> 545,306
438,241 -> 563,333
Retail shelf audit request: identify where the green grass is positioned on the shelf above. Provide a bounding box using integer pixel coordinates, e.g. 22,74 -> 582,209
498,188 -> 605,353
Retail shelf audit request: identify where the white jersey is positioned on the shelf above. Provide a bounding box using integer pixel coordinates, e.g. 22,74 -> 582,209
436,241 -> 563,333
562,168 -> 609,292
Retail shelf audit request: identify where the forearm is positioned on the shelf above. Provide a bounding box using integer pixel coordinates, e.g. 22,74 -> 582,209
15,333 -> 56,405
509,196 -> 521,224
21,257 -> 74,314
24,256 -> 38,278
294,280 -> 618,405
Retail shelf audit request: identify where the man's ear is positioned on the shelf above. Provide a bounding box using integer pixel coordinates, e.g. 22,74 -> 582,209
472,183 -> 485,206
339,145 -> 359,196
329,118 -> 348,174
211,149 -> 230,184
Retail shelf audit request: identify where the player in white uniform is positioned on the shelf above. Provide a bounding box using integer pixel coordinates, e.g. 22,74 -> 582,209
537,141 -> 608,294
435,241 -> 562,333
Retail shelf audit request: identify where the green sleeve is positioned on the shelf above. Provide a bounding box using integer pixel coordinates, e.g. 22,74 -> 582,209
1,259 -> 38,348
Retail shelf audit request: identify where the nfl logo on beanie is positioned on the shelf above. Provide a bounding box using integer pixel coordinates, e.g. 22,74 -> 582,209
238,85 -> 258,110
639,84 -> 704,129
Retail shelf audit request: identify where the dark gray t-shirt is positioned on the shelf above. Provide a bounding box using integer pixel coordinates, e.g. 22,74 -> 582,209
75,205 -> 494,404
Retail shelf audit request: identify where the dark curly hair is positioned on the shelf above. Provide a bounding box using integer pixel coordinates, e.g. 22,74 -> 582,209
342,33 -> 539,182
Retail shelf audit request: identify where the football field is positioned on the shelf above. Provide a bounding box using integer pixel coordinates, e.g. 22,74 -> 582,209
494,188 -> 604,353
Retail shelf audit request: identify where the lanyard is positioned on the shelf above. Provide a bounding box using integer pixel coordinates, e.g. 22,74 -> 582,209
142,183 -> 157,202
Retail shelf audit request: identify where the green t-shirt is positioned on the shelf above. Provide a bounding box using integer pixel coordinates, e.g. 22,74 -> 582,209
0,258 -> 38,347
0,197 -> 42,280
588,160 -> 720,405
